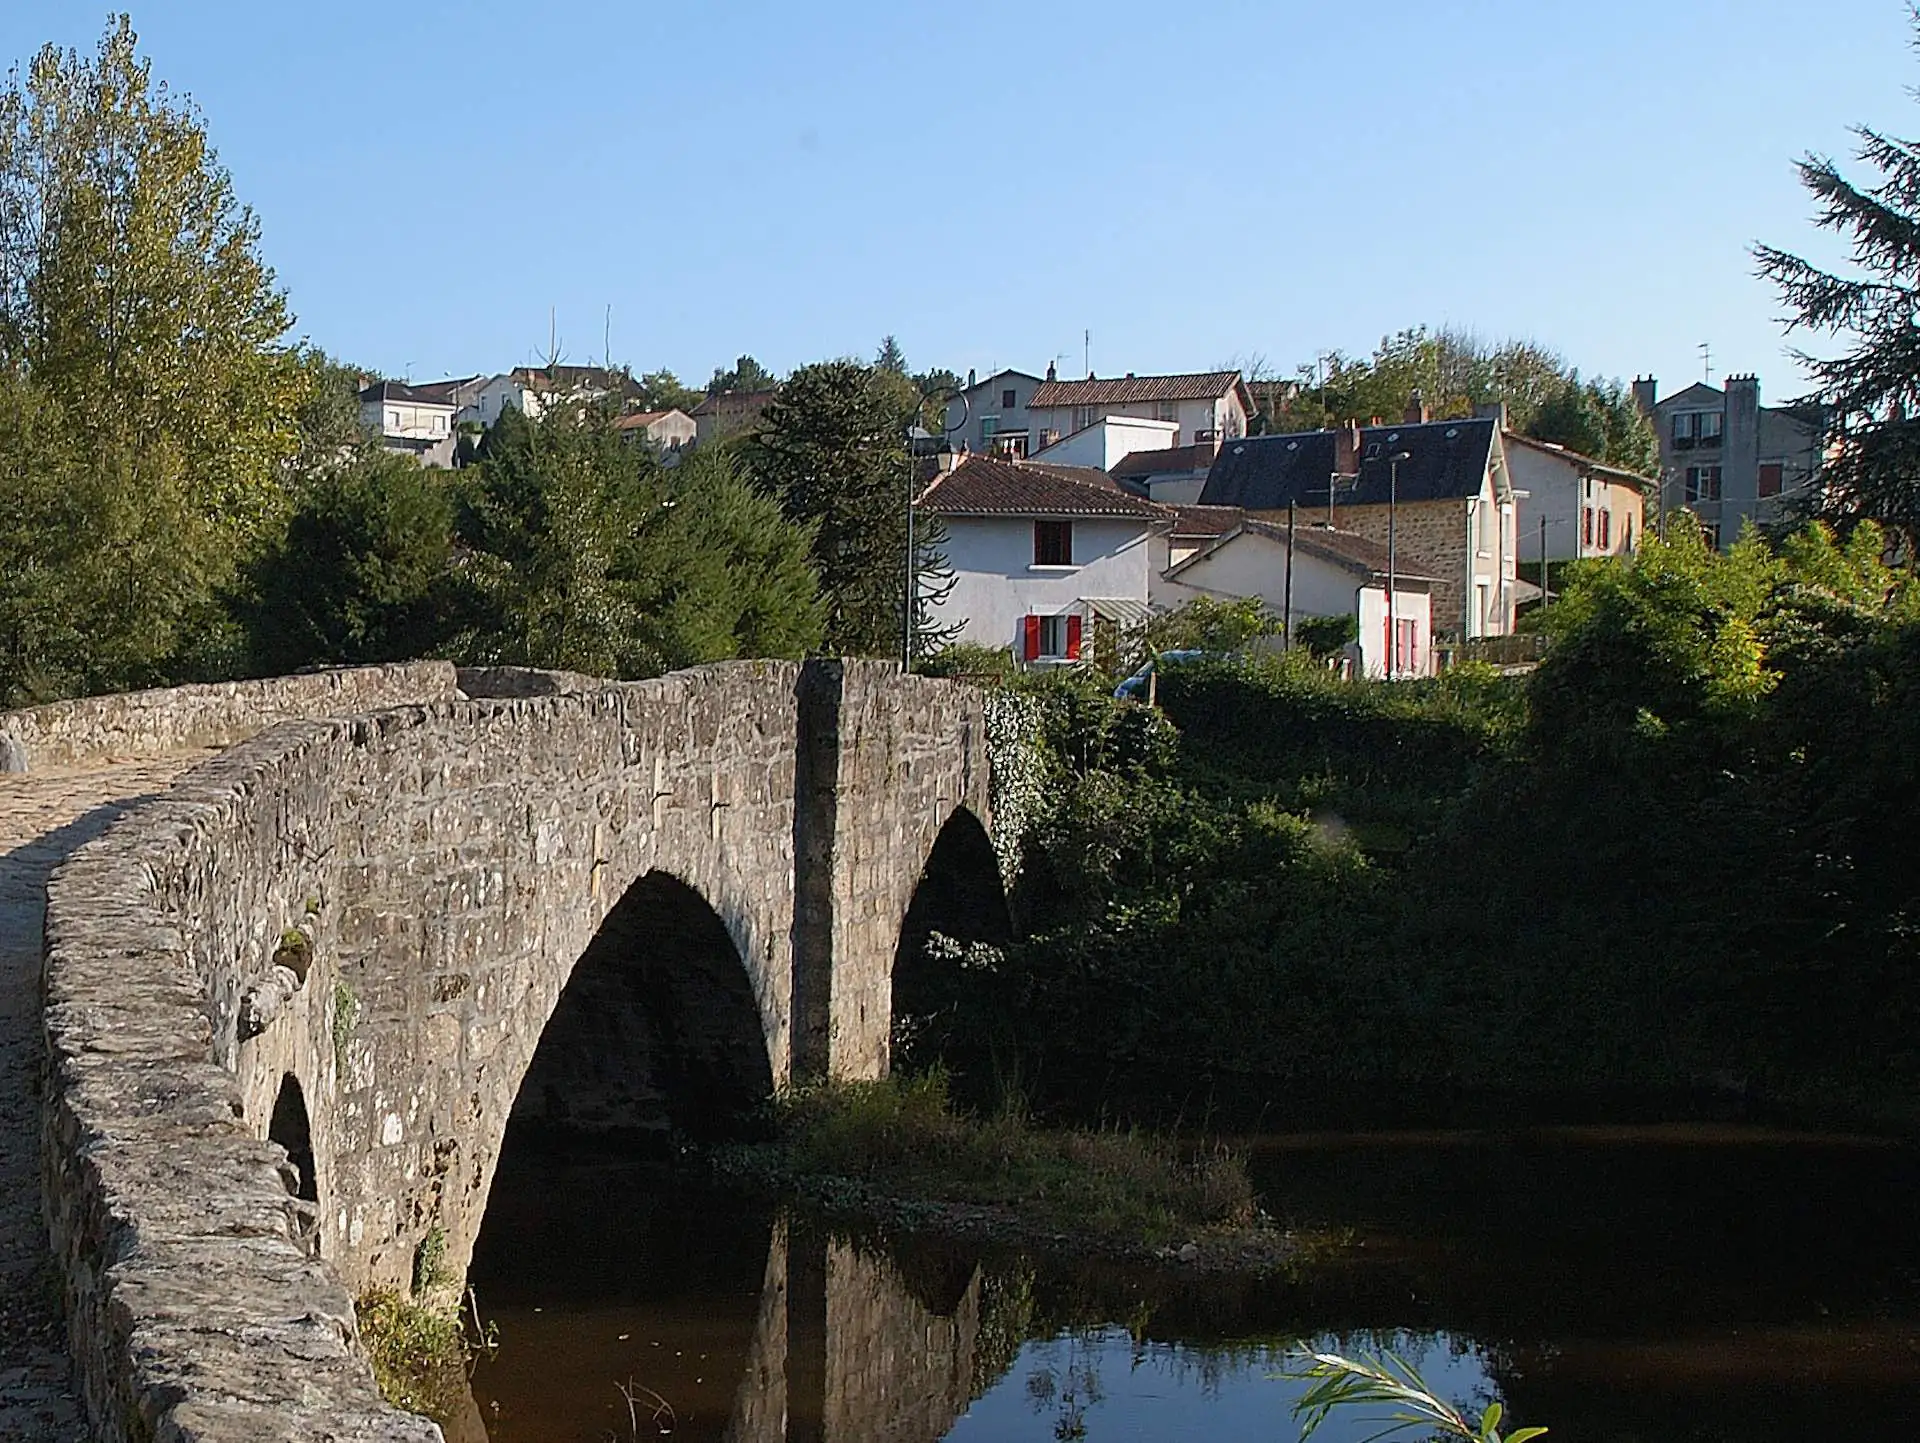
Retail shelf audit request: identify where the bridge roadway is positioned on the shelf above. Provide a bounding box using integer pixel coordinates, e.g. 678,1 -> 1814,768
0,751 -> 208,1441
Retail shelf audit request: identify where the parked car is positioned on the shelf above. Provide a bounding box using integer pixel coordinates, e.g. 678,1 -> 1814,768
1113,650 -> 1214,701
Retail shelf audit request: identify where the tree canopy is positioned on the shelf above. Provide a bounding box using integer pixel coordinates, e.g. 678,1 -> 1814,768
707,353 -> 778,395
1756,14 -> 1920,545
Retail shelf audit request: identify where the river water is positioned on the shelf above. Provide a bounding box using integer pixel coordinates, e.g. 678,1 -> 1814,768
456,1126 -> 1920,1442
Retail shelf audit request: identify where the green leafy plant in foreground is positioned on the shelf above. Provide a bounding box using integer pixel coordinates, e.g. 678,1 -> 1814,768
1288,1349 -> 1545,1443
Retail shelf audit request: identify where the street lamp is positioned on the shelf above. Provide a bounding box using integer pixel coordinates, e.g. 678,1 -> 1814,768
904,384 -> 969,672
1385,450 -> 1410,679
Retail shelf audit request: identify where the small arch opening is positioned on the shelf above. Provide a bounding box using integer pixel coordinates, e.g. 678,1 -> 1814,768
505,869 -> 775,1152
890,807 -> 1013,1086
268,1073 -> 318,1203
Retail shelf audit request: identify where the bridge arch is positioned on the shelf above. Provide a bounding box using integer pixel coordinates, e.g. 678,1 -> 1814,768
890,805 -> 1013,1079
503,868 -> 776,1150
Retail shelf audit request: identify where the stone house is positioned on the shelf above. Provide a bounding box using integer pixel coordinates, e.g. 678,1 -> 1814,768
916,454 -> 1168,666
1197,409 -> 1520,638
942,368 -> 1046,458
691,388 -> 778,445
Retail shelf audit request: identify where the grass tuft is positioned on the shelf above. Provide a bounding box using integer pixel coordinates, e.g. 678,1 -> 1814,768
736,1071 -> 1256,1247
356,1288 -> 467,1423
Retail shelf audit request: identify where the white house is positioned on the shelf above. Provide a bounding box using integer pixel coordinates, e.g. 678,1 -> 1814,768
358,381 -> 458,467
613,408 -> 698,452
1029,414 -> 1178,472
942,369 -> 1046,458
1157,516 -> 1437,679
917,454 -> 1168,665
1024,368 -> 1254,453
458,365 -> 639,428
1503,431 -> 1650,566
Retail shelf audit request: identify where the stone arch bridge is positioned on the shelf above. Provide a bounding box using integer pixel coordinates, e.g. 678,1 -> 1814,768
0,658 -> 1005,1442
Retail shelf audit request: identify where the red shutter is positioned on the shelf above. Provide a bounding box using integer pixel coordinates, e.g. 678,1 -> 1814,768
1599,509 -> 1610,550
1582,507 -> 1593,547
1022,614 -> 1041,662
1066,614 -> 1083,660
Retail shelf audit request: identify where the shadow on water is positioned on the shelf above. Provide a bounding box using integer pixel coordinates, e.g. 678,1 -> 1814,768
462,1125 -> 1920,1443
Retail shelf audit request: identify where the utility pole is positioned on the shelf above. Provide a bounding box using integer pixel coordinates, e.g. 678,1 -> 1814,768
1539,513 -> 1550,605
1386,451 -> 1410,679
1283,500 -> 1297,650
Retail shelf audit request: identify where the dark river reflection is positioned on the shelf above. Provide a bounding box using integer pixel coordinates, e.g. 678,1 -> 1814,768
461,1127 -> 1920,1442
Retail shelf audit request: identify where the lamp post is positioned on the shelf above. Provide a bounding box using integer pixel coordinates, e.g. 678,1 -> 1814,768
1385,450 -> 1410,679
904,384 -> 969,672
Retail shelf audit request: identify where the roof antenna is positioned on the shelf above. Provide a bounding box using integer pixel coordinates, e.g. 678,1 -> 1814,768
604,304 -> 612,369
1084,328 -> 1091,380
1699,341 -> 1713,384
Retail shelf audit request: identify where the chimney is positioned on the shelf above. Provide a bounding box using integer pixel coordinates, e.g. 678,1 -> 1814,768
1474,401 -> 1509,431
966,367 -> 976,388
1045,360 -> 1057,381
1632,376 -> 1657,416
1405,390 -> 1430,426
1333,420 -> 1362,477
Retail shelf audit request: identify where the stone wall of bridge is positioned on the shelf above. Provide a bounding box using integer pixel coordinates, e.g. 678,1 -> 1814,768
37,658 -> 994,1442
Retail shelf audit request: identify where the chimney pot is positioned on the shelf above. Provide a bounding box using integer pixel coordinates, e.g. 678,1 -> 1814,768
1046,361 -> 1056,381
1405,390 -> 1430,426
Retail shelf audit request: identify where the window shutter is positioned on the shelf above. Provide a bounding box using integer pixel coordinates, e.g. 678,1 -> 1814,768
1022,615 -> 1041,662
1066,614 -> 1083,661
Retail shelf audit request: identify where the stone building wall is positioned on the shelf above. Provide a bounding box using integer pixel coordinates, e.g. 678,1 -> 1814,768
39,658 -> 995,1443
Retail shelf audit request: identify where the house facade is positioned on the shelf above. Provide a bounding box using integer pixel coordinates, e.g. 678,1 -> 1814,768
458,365 -> 640,428
942,369 -> 1045,458
1504,432 -> 1650,565
358,381 -> 458,467
1157,518 -> 1436,679
917,454 -> 1167,665
1632,374 -> 1826,548
1024,368 -> 1253,453
1112,441 -> 1223,505
1198,413 -> 1519,638
613,408 -> 697,451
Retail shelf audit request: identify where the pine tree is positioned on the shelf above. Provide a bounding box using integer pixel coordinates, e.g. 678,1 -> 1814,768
1756,25 -> 1920,545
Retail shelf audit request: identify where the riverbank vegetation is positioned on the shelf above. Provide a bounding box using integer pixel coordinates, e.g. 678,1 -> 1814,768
902,521 -> 1920,1133
354,1289 -> 469,1425
714,1073 -> 1265,1260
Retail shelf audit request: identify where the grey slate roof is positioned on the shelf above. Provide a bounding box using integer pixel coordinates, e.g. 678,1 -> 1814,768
1199,417 -> 1499,510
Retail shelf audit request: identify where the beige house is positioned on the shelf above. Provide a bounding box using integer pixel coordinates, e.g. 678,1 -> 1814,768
1504,432 -> 1650,567
613,408 -> 697,452
358,381 -> 458,467
1198,408 -> 1521,638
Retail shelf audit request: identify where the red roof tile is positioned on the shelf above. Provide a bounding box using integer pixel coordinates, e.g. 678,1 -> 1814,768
1028,370 -> 1247,409
917,456 -> 1169,519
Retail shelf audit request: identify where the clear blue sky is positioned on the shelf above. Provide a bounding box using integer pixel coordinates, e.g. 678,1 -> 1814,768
8,2 -> 1909,404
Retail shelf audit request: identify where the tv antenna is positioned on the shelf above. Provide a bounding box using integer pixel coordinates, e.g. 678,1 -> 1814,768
1699,341 -> 1713,384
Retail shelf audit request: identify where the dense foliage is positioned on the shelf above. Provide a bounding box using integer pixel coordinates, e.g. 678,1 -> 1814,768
901,527 -> 1920,1130
1257,327 -> 1659,474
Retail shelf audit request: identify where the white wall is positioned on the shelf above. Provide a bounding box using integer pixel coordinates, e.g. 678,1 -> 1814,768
1155,529 -> 1432,678
931,515 -> 1156,654
1507,444 -> 1643,563
1031,416 -> 1177,471
361,398 -> 455,441
460,374 -> 534,427
1029,388 -> 1247,451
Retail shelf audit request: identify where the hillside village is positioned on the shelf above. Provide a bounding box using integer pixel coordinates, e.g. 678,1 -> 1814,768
361,356 -> 1828,680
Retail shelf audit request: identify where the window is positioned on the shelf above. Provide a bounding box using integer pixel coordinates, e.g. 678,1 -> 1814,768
1073,404 -> 1102,432
993,433 -> 1028,459
1394,618 -> 1419,678
1598,508 -> 1611,550
1002,388 -> 1018,410
1671,412 -> 1695,447
1698,410 -> 1723,445
1033,520 -> 1073,566
1758,461 -> 1785,498
1157,401 -> 1180,423
1684,465 -> 1723,503
1022,613 -> 1082,661
981,415 -> 999,441
388,409 -> 400,429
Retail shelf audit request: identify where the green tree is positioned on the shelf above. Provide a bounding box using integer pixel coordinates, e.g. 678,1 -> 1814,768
707,353 -> 778,395
243,449 -> 458,674
0,15 -> 307,693
1525,375 -> 1658,474
1755,19 -> 1920,546
874,334 -> 909,375
747,359 -> 950,657
453,402 -> 822,675
634,367 -> 702,414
